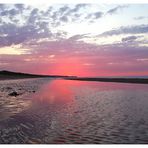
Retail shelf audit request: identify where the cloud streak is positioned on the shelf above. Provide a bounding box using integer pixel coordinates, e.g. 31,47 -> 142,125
121,35 -> 141,42
106,5 -> 128,15
99,24 -> 148,37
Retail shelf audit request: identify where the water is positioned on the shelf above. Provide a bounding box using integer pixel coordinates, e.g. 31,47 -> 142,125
0,78 -> 148,144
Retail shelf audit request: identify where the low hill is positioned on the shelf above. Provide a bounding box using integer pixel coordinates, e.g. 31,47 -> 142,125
0,70 -> 74,80
0,70 -> 49,80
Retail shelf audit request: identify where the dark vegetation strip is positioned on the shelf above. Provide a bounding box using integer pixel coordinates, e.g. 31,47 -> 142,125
64,77 -> 148,84
0,70 -> 68,80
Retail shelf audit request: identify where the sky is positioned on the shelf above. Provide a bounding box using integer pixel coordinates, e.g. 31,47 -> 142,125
0,3 -> 148,77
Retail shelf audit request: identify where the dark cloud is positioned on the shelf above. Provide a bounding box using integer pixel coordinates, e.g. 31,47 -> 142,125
0,4 -> 25,17
27,8 -> 39,24
57,3 -> 90,22
58,5 -> 69,15
68,34 -> 89,41
134,16 -> 148,20
100,24 -> 148,37
0,22 -> 52,47
60,15 -> 68,22
0,4 -> 6,11
0,9 -> 19,16
14,4 -> 24,10
67,4 -> 89,14
44,6 -> 53,15
94,12 -> 103,19
9,9 -> 18,16
122,36 -> 139,42
107,5 -> 128,15
1,10 -> 9,16
48,4 -> 92,25
0,4 -> 56,47
86,11 -> 103,20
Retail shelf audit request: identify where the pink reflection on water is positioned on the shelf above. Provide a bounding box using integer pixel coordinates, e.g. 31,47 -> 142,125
32,79 -> 148,105
32,79 -> 76,104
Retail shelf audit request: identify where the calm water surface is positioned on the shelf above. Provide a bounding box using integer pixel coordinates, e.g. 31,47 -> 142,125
0,78 -> 148,144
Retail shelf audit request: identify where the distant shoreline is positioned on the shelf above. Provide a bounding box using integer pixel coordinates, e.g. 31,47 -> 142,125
0,72 -> 48,81
0,70 -> 66,81
0,76 -> 46,81
65,77 -> 148,84
0,70 -> 148,84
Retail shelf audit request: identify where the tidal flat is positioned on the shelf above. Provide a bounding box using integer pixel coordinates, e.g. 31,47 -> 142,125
0,78 -> 148,144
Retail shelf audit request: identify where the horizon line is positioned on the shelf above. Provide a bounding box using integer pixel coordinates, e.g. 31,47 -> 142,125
1,70 -> 148,78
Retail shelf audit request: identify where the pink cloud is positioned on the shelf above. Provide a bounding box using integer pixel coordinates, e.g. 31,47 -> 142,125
0,38 -> 148,77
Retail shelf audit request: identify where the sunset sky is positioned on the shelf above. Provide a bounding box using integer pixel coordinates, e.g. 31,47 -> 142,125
0,3 -> 148,76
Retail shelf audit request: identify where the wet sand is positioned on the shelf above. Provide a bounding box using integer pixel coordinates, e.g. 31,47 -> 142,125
0,78 -> 148,144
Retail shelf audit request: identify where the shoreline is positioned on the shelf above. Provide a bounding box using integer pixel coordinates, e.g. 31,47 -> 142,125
0,70 -> 148,84
0,76 -> 49,81
0,76 -> 148,84
64,77 -> 148,84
